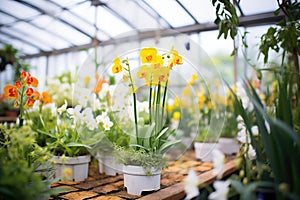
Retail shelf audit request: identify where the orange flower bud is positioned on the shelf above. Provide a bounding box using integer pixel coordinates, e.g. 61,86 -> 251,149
25,88 -> 34,97
26,98 -> 35,107
15,80 -> 22,88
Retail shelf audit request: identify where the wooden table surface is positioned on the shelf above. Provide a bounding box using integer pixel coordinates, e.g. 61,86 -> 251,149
50,150 -> 237,200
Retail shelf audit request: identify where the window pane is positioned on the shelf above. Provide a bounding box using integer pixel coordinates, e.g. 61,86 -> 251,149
144,0 -> 195,27
0,0 -> 40,19
178,0 -> 216,23
239,0 -> 278,15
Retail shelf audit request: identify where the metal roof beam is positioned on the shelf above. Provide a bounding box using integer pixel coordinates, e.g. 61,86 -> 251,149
0,30 -> 44,52
21,11 -> 284,59
138,0 -> 173,28
0,9 -> 75,47
47,0 -> 112,39
175,0 -> 198,24
15,0 -> 94,40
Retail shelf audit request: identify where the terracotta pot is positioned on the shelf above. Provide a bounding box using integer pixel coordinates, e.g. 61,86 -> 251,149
123,165 -> 161,195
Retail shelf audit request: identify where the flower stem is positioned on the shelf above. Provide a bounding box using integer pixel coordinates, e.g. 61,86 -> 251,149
161,80 -> 168,126
19,86 -> 25,127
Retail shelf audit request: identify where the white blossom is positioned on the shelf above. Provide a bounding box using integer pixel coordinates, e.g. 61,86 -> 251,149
102,116 -> 114,130
212,149 -> 225,179
184,169 -> 199,200
57,100 -> 68,115
208,180 -> 230,200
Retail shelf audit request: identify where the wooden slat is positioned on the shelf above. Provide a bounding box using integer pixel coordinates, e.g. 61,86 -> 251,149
138,159 -> 237,200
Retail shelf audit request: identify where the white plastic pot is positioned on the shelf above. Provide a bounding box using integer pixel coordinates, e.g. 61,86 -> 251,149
96,152 -> 123,176
194,142 -> 217,162
123,165 -> 161,195
54,155 -> 91,181
217,137 -> 240,155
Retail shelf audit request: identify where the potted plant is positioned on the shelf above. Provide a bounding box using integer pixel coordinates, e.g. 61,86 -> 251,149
109,47 -> 182,195
193,128 -> 218,162
217,88 -> 240,155
36,100 -> 104,182
87,78 -> 130,176
0,124 -> 57,200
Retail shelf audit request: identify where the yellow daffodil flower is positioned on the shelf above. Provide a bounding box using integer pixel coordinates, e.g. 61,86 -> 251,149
140,47 -> 158,64
112,57 -> 123,73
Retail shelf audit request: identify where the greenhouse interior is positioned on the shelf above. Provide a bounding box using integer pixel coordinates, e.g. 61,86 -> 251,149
0,0 -> 299,200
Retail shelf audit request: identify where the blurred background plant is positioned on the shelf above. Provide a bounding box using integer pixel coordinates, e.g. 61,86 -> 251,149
0,124 -> 58,200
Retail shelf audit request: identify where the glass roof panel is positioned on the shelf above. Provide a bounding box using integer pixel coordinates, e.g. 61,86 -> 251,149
144,0 -> 195,27
178,0 -> 216,23
0,12 -> 17,25
59,10 -> 96,37
23,0 -> 62,16
0,35 -> 39,54
50,0 -> 85,8
239,0 -> 278,15
1,28 -> 52,51
31,15 -> 91,45
96,6 -> 133,37
0,0 -> 40,19
106,0 -> 160,30
12,22 -> 70,49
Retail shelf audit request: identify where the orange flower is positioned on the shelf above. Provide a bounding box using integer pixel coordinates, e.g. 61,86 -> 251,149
26,98 -> 35,107
30,76 -> 39,87
16,80 -> 22,88
4,85 -> 18,100
112,57 -> 123,74
94,78 -> 109,94
26,88 -> 34,97
26,76 -> 39,87
32,91 -> 40,100
20,71 -> 30,79
40,91 -> 52,104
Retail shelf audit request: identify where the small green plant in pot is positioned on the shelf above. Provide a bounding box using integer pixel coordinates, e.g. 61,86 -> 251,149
36,101 -> 104,182
110,47 -> 182,195
0,124 -> 59,200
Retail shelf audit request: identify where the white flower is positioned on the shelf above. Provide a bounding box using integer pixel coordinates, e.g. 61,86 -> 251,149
208,180 -> 230,200
212,149 -> 225,179
236,115 -> 243,123
247,144 -> 256,160
57,100 -> 68,114
184,170 -> 199,200
138,101 -> 149,113
251,125 -> 259,136
67,105 -> 82,121
237,127 -> 249,144
96,112 -> 108,124
98,83 -> 109,99
102,116 -> 113,130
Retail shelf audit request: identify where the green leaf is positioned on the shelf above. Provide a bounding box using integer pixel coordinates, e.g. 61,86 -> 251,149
157,140 -> 181,154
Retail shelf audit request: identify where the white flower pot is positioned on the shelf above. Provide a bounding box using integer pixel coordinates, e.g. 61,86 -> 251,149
194,142 -> 217,162
123,165 -> 161,195
96,152 -> 123,176
217,137 -> 240,155
54,155 -> 91,181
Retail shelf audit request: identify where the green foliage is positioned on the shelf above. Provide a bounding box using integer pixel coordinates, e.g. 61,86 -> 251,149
193,129 -> 218,143
230,80 -> 300,199
212,0 -> 239,40
0,125 -> 57,200
114,146 -> 167,175
259,2 -> 300,63
0,44 -> 30,81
